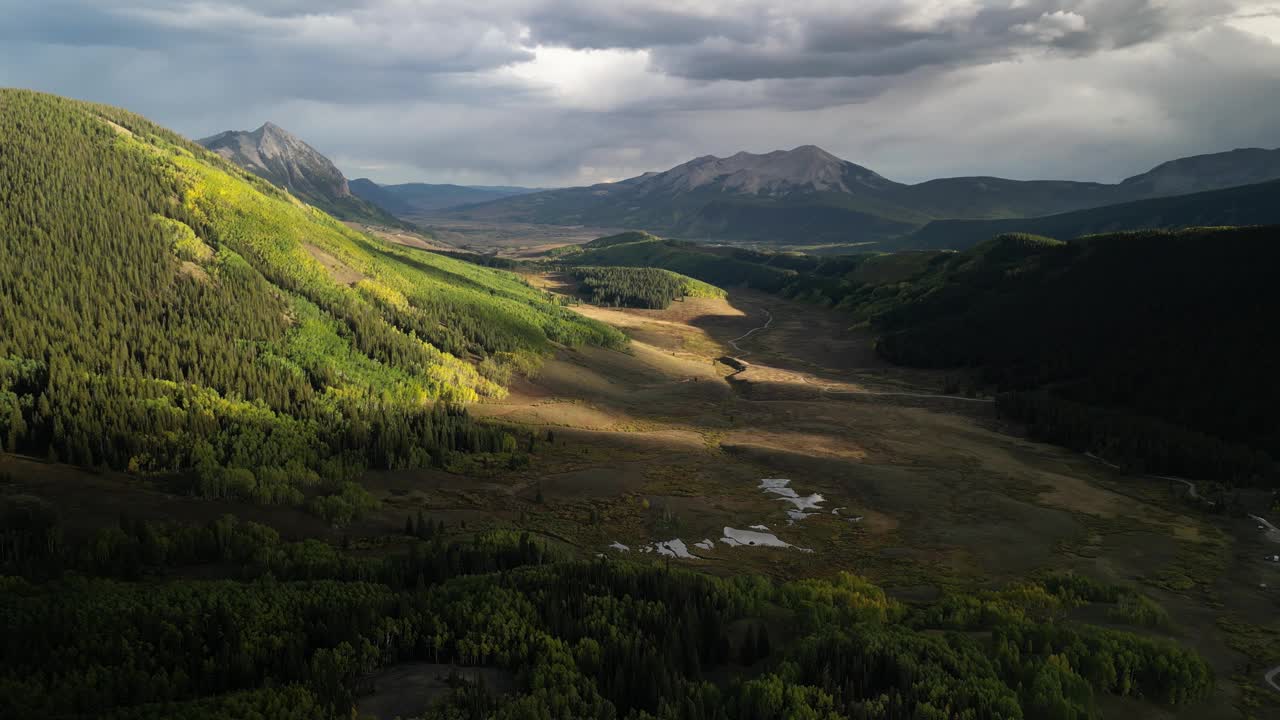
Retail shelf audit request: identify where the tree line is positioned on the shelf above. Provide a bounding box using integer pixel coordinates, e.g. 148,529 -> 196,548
569,266 -> 725,309
0,502 -> 1215,719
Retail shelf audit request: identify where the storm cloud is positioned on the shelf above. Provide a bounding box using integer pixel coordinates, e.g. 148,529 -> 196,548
1,0 -> 1277,186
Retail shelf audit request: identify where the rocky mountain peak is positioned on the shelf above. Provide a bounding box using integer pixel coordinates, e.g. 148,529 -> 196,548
637,144 -> 894,196
200,122 -> 350,200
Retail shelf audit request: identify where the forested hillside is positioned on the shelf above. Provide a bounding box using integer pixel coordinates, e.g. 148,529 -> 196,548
555,233 -> 803,291
554,232 -> 936,308
0,505 -> 1214,719
867,229 -> 1280,484
0,89 -> 622,515
568,266 -> 725,309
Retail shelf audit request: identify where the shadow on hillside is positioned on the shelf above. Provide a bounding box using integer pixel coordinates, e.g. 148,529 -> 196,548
677,288 -> 936,392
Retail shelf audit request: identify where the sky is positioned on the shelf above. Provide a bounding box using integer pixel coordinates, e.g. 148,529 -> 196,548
2,1 -> 1279,187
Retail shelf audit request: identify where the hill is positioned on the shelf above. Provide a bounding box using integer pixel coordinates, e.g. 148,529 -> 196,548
869,228 -> 1280,483
566,266 -> 725,309
908,179 -> 1280,249
452,145 -> 1280,248
350,178 -> 539,216
552,232 -> 804,291
199,123 -> 409,227
556,225 -> 1280,484
1118,147 -> 1280,197
0,89 -> 622,511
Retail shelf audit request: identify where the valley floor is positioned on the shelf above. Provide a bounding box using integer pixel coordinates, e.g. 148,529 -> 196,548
461,285 -> 1280,720
5,278 -> 1280,719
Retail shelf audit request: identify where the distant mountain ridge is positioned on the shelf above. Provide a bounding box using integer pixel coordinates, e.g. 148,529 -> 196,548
446,145 -> 1280,247
909,178 -> 1280,250
198,123 -> 407,227
349,179 -> 539,216
629,145 -> 895,196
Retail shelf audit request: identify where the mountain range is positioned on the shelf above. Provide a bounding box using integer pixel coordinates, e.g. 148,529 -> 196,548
198,123 -> 408,227
910,178 -> 1280,249
443,144 -> 1280,248
200,121 -> 1280,251
348,179 -> 539,217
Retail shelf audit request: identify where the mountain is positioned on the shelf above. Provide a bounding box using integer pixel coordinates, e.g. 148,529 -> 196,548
908,178 -> 1280,250
450,145 -> 1280,247
350,178 -> 539,216
0,89 -> 621,508
199,122 -> 407,227
628,145 -> 897,195
1117,147 -> 1280,197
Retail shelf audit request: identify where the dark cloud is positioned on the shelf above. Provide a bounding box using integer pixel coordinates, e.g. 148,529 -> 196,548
520,2 -> 763,49
644,0 -> 1243,81
0,0 -> 1274,187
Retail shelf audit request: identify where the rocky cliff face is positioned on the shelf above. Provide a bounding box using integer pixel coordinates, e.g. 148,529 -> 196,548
200,122 -> 351,205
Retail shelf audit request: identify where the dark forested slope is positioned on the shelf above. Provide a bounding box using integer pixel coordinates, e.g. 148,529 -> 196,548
0,89 -> 622,510
870,229 -> 1280,483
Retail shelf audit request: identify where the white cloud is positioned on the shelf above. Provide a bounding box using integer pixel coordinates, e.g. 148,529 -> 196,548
1014,10 -> 1088,42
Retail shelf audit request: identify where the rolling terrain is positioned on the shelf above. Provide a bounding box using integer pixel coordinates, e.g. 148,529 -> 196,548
446,145 -> 1280,249
349,178 -> 539,215
3,89 -> 1279,720
910,179 -> 1280,249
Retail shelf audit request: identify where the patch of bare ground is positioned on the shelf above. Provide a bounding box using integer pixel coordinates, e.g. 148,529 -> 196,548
99,118 -> 133,136
177,260 -> 210,282
345,222 -> 460,252
303,243 -> 365,285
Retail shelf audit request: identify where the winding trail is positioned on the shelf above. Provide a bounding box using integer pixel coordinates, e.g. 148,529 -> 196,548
1267,665 -> 1280,693
1157,475 -> 1200,500
727,308 -> 773,358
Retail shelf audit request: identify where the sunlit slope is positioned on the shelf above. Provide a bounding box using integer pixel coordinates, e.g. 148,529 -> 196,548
0,89 -> 622,495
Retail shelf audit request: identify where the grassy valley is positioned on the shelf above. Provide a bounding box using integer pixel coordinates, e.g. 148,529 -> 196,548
539,226 -> 1280,489
4,89 -> 1279,720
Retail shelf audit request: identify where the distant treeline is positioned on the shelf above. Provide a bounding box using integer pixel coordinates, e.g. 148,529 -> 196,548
0,497 -> 1213,719
569,266 -> 725,309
